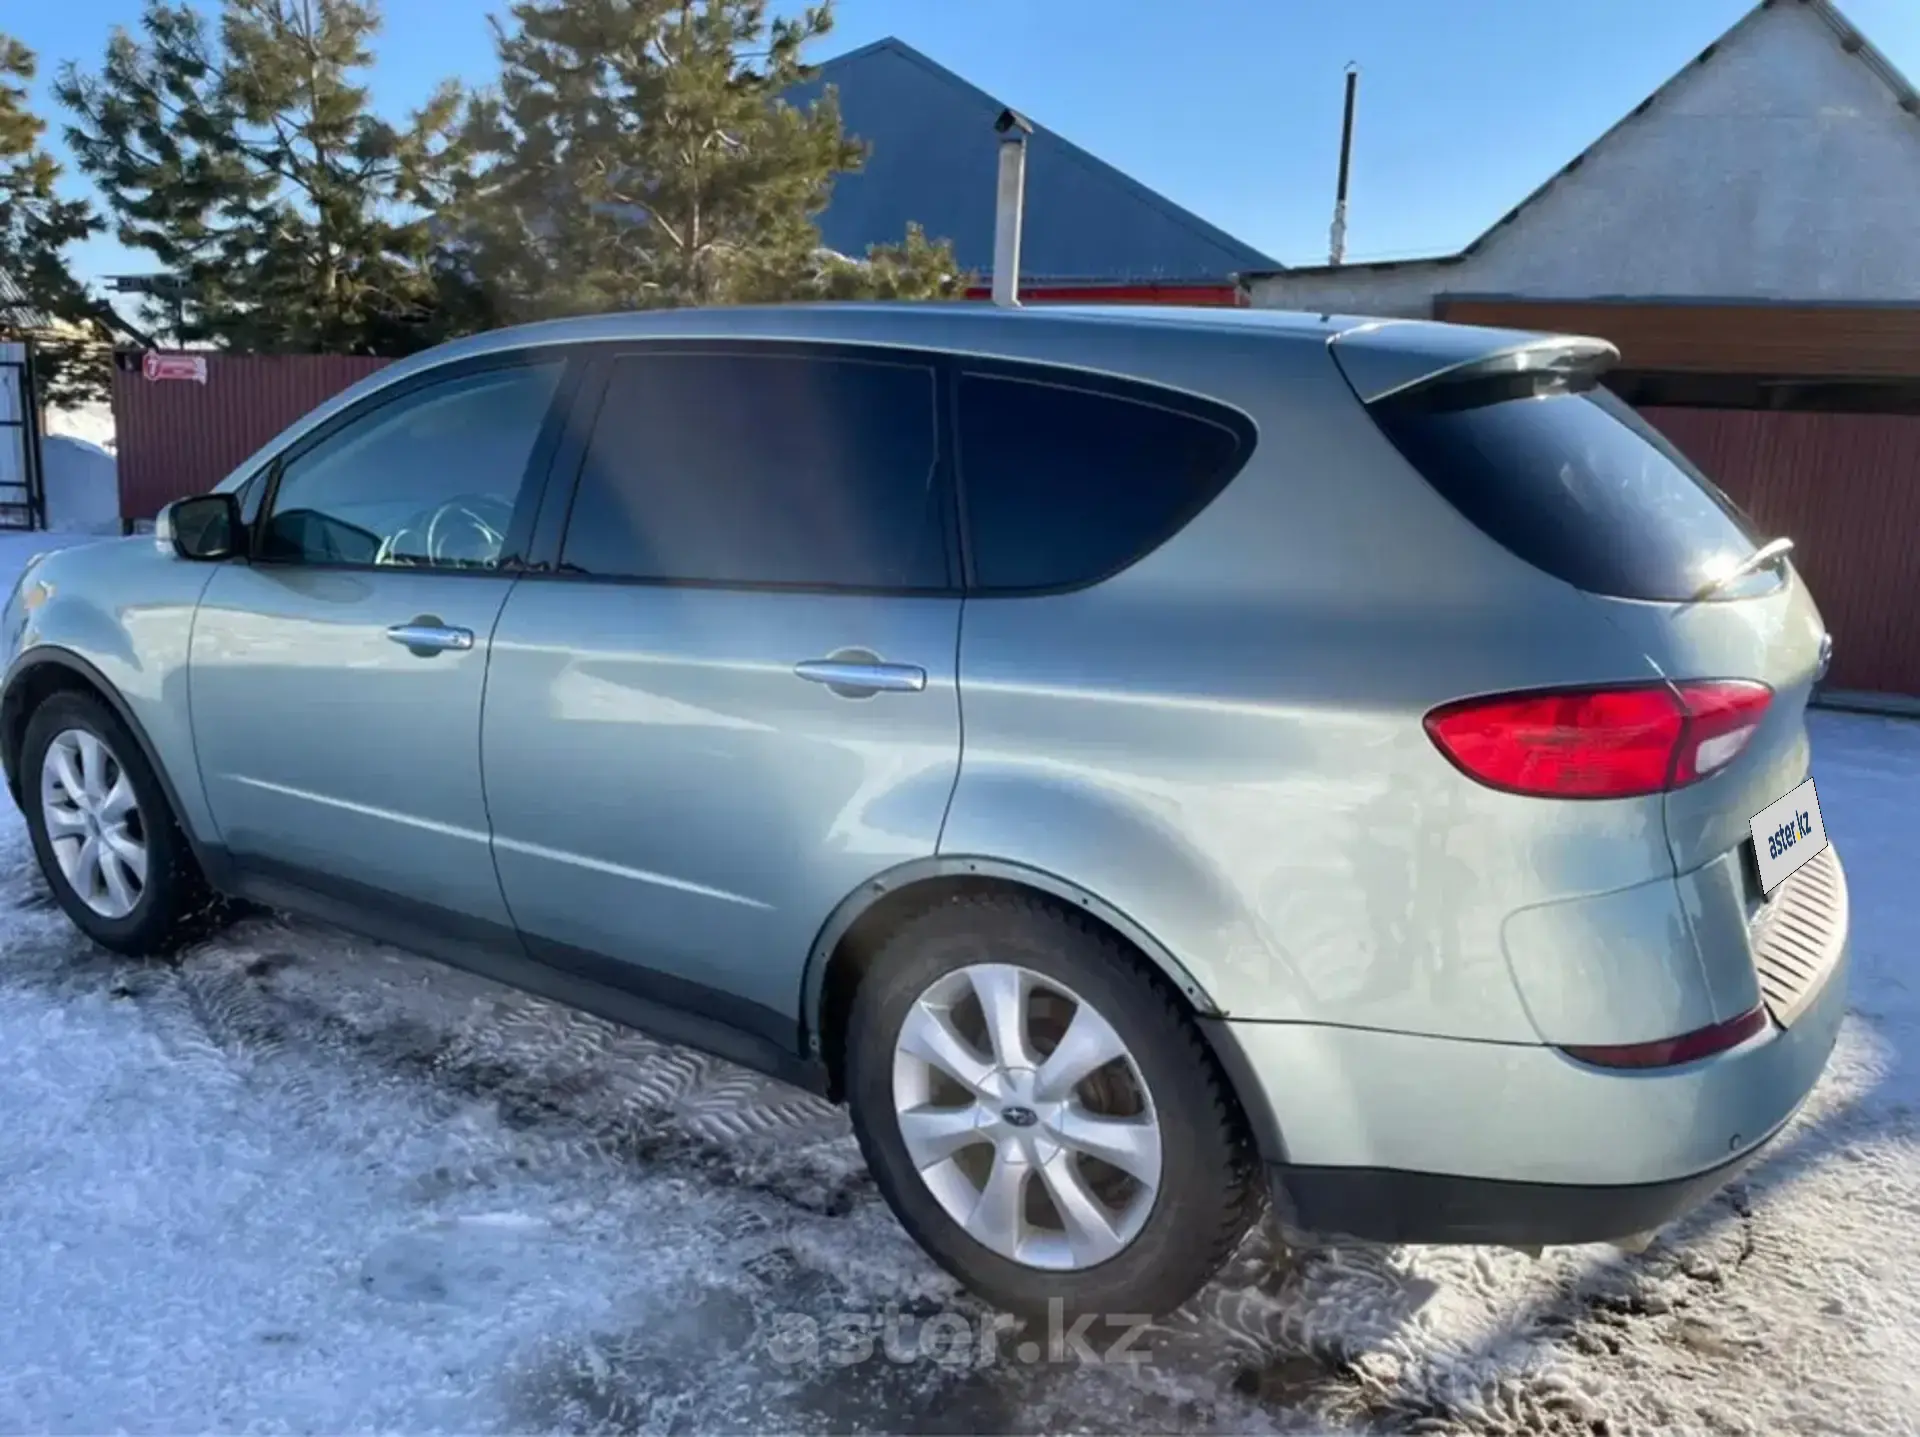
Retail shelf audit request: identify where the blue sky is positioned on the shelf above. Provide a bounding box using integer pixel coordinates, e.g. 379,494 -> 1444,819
13,0 -> 1920,282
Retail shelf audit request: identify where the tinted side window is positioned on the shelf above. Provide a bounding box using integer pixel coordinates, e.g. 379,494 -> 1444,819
260,361 -> 563,569
561,351 -> 946,589
957,372 -> 1251,591
1371,383 -> 1765,602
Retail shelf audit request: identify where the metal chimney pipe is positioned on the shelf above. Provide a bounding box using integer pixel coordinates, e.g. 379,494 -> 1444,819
992,108 -> 1034,307
1329,64 -> 1359,266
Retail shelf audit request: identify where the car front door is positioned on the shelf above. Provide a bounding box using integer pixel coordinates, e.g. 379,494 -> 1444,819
480,343 -> 963,1046
189,353 -> 570,927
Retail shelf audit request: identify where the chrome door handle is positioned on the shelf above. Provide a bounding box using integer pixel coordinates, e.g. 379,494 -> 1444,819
794,658 -> 927,696
386,621 -> 474,654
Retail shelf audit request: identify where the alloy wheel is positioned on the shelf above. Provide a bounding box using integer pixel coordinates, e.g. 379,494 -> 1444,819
891,962 -> 1163,1271
39,728 -> 148,920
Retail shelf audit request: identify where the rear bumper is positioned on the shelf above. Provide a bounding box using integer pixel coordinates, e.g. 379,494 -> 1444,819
1203,876 -> 1849,1246
1269,1134 -> 1777,1247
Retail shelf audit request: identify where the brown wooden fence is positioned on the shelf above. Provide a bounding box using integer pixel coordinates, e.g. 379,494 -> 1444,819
1644,406 -> 1920,697
1436,298 -> 1920,380
110,352 -> 391,521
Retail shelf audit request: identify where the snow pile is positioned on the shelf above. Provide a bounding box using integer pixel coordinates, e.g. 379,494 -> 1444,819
41,435 -> 121,534
42,400 -> 115,455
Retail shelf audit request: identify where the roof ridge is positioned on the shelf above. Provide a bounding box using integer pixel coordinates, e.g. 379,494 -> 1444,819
1803,0 -> 1920,114
1456,0 -> 1920,263
810,36 -> 904,73
814,34 -> 1280,271
1246,0 -> 1920,281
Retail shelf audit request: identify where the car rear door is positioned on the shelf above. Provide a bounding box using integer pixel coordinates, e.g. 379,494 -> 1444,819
189,353 -> 571,926
1561,411 -> 1829,880
1354,346 -> 1828,882
479,342 -> 963,1041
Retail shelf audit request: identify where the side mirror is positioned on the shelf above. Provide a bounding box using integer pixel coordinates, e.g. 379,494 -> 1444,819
156,493 -> 244,562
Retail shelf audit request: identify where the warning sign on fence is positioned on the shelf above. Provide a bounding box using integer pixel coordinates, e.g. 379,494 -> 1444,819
141,352 -> 208,385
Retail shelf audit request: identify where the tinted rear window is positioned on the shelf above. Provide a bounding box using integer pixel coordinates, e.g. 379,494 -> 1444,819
957,372 -> 1251,592
1372,383 -> 1765,602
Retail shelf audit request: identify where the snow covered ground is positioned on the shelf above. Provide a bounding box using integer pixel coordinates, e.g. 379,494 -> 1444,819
0,529 -> 1916,1433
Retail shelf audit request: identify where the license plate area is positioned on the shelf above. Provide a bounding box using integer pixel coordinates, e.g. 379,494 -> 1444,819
1748,776 -> 1829,896
1746,843 -> 1845,1029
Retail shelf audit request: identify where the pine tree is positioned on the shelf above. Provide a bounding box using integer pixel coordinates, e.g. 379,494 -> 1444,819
57,0 -> 479,354
808,222 -> 968,302
0,34 -> 111,405
446,0 -> 965,321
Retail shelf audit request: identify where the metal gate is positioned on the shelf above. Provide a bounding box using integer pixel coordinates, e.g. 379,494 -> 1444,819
0,341 -> 45,530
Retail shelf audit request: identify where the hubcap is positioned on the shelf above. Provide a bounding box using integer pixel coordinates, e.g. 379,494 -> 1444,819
39,728 -> 148,920
891,963 -> 1162,1271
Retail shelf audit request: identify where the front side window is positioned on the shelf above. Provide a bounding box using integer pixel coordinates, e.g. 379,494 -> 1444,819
259,361 -> 564,569
560,349 -> 946,589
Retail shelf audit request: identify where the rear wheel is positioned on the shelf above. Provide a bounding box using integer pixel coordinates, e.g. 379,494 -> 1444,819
845,892 -> 1260,1318
21,691 -> 227,956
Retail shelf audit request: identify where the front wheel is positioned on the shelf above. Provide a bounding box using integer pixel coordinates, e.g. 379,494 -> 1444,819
21,690 -> 226,956
845,893 -> 1261,1318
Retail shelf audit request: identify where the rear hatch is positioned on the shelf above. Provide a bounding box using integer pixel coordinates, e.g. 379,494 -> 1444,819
1330,320 -> 1828,881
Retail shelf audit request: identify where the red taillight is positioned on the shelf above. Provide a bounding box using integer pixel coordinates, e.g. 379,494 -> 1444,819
1424,680 -> 1772,799
1561,1005 -> 1772,1069
1669,681 -> 1772,785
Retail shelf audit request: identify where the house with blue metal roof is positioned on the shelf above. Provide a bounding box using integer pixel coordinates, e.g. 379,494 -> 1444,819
792,38 -> 1278,300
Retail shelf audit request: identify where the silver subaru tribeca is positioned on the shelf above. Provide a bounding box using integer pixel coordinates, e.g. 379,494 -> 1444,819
0,304 -> 1848,1318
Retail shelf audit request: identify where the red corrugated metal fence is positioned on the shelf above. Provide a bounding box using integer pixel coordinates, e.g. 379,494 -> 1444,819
111,352 -> 391,521
1643,406 -> 1920,697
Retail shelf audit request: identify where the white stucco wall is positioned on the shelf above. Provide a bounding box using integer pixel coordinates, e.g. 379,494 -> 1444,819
1249,1 -> 1920,314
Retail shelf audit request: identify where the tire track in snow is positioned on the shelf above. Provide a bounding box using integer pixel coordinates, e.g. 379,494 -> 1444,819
0,880 -> 1616,1432
7,711 -> 1913,1437
0,891 -> 870,1219
0,880 -> 1371,1429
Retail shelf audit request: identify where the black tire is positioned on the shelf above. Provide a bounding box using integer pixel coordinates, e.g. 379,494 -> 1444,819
20,690 -> 227,957
845,891 -> 1261,1319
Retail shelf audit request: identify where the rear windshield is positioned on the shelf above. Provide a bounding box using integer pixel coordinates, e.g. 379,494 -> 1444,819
1371,382 -> 1768,602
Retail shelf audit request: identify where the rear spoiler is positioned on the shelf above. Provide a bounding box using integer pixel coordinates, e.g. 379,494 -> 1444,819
1328,319 -> 1620,407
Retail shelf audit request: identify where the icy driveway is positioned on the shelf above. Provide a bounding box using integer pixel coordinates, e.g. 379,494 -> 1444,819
0,544 -> 1916,1432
